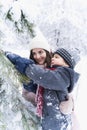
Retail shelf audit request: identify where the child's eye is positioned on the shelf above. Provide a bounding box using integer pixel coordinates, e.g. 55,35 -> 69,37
54,55 -> 59,58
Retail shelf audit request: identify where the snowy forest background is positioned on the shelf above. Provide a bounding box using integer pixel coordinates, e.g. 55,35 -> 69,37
0,0 -> 87,130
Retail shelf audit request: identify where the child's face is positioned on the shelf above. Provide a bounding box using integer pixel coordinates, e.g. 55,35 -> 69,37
51,53 -> 69,67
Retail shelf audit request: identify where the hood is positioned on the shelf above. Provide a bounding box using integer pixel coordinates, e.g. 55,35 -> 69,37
67,68 -> 80,93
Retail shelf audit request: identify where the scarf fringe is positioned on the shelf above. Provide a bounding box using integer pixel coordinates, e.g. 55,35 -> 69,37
35,85 -> 44,117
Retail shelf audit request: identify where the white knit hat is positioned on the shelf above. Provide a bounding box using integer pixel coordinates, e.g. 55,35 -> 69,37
29,35 -> 51,52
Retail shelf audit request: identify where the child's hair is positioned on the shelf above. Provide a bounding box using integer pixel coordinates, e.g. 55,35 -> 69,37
54,48 -> 76,69
30,49 -> 52,67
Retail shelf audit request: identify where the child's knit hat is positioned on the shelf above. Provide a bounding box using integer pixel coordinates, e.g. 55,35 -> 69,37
54,48 -> 76,69
29,35 -> 50,52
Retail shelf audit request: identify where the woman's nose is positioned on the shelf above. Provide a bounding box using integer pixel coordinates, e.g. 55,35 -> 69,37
36,54 -> 40,59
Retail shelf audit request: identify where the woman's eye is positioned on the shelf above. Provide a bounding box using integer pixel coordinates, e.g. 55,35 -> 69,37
32,53 -> 36,56
39,51 -> 43,54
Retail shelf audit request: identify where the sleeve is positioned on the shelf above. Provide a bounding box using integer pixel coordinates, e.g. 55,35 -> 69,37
25,64 -> 70,92
5,52 -> 20,64
5,52 -> 35,74
23,80 -> 37,93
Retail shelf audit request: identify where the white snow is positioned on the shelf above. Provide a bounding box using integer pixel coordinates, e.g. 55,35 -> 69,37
0,0 -> 87,129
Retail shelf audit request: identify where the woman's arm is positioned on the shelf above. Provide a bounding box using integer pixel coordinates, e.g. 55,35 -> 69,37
5,52 -> 34,74
5,52 -> 20,64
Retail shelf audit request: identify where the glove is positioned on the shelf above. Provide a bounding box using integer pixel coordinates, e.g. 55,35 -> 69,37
5,51 -> 35,74
5,52 -> 20,64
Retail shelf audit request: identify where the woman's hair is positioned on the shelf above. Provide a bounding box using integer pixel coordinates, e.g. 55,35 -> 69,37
30,49 -> 52,67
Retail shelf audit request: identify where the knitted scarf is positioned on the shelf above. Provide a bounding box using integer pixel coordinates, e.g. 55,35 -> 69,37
35,67 -> 56,117
35,85 -> 44,117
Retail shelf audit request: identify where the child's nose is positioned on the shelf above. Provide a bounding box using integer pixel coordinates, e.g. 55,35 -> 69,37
51,59 -> 54,63
51,57 -> 54,60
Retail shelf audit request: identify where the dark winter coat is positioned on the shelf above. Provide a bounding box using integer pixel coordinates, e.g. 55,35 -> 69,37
25,64 -> 79,130
25,64 -> 79,101
26,64 -> 79,130
6,52 -> 79,130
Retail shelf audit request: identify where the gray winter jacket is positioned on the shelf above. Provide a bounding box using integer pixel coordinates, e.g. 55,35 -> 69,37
25,65 -> 79,101
25,64 -> 79,130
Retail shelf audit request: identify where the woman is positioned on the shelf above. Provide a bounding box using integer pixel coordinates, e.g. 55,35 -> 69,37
5,35 -> 52,106
23,36 -> 52,105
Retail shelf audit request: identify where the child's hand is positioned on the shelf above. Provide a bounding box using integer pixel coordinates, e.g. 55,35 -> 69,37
59,95 -> 74,115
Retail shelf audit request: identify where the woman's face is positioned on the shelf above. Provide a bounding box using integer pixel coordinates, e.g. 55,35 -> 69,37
32,48 -> 47,65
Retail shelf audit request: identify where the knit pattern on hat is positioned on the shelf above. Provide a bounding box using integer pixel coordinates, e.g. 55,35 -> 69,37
55,48 -> 75,69
29,35 -> 50,52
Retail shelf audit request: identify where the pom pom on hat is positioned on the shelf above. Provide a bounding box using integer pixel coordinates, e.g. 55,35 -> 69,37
29,35 -> 51,52
54,48 -> 76,69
